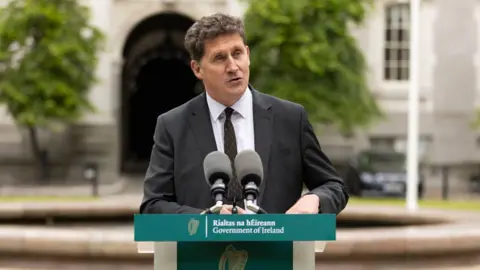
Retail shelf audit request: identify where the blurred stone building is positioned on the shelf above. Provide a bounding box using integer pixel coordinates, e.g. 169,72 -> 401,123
347,0 -> 480,196
0,0 -> 478,196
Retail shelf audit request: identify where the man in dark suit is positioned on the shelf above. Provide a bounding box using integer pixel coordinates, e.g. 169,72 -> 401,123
140,13 -> 348,215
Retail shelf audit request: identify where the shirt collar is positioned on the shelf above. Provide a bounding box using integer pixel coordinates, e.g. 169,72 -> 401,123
206,87 -> 252,122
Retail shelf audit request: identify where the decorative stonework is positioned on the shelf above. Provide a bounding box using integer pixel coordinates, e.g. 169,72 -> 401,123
110,0 -> 228,62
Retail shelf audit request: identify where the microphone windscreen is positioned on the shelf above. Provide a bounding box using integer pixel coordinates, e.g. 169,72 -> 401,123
234,149 -> 263,186
203,151 -> 232,186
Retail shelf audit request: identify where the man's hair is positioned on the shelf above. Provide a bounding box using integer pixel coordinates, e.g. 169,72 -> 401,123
184,12 -> 246,62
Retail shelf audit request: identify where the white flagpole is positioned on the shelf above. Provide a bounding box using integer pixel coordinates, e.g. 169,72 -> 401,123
406,0 -> 420,211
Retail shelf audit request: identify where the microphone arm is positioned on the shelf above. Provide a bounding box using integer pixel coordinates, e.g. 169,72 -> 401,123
232,199 -> 238,214
244,182 -> 268,214
201,201 -> 223,214
201,178 -> 227,214
245,200 -> 267,214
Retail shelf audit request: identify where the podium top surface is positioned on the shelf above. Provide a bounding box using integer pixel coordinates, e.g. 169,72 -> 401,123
134,213 -> 336,242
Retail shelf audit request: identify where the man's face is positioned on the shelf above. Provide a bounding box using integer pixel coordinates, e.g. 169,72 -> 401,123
190,33 -> 250,106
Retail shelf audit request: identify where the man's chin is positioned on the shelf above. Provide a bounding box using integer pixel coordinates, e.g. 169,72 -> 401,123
226,82 -> 247,93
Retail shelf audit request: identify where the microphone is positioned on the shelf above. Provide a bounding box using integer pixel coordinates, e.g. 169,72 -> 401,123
202,151 -> 232,214
234,150 -> 268,214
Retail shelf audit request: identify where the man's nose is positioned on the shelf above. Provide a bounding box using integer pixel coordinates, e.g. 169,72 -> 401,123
226,58 -> 239,72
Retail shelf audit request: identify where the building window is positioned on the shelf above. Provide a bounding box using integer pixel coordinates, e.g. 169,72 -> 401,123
369,137 -> 396,151
384,3 -> 410,81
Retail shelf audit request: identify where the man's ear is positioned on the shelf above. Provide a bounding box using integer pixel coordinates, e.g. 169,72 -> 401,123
246,45 -> 250,66
190,60 -> 203,80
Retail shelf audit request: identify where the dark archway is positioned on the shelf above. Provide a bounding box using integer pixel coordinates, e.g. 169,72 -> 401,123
120,13 -> 200,174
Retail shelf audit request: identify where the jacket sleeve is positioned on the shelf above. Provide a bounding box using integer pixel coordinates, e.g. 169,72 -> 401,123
139,115 -> 204,214
300,107 -> 349,214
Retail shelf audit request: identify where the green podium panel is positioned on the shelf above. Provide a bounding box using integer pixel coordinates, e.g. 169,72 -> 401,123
177,242 -> 292,269
134,214 -> 336,270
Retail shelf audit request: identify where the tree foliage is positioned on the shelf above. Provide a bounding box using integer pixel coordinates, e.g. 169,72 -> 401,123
0,0 -> 104,180
244,0 -> 383,134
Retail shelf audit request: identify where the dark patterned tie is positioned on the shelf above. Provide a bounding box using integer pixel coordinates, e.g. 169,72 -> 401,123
223,107 -> 244,207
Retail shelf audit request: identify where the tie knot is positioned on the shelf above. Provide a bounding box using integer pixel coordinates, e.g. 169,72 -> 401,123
224,107 -> 234,119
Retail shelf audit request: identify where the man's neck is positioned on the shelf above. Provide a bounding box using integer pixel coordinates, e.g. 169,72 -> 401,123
205,89 -> 248,107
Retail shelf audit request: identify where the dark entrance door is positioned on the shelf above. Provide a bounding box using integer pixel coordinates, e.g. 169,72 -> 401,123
121,14 -> 199,174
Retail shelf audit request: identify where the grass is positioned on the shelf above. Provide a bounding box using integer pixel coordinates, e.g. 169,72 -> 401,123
0,195 -> 478,211
350,197 -> 480,211
0,196 -> 100,203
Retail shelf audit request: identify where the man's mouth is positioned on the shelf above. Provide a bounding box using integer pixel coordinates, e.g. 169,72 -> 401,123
228,77 -> 241,82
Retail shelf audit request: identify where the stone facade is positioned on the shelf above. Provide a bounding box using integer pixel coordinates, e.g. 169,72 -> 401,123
351,0 -> 480,195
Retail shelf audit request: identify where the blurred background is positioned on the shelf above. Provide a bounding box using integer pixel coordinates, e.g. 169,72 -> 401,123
0,0 -> 479,269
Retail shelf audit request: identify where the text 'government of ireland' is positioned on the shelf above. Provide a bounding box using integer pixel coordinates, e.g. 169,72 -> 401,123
212,219 -> 285,235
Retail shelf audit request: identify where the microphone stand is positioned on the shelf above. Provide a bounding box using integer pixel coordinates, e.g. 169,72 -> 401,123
200,183 -> 224,215
201,200 -> 223,214
245,199 -> 267,214
243,182 -> 268,214
231,198 -> 238,214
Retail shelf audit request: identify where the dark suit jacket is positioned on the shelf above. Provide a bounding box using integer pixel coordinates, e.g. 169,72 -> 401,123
140,87 -> 349,214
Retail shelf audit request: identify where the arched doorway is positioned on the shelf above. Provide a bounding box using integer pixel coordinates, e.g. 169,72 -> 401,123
120,13 -> 201,174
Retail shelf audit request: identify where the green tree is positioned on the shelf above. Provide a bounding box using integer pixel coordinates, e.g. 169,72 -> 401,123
244,0 -> 383,134
0,0 -> 104,181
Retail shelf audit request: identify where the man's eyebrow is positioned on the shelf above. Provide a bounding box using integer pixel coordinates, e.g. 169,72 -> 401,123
210,45 -> 244,58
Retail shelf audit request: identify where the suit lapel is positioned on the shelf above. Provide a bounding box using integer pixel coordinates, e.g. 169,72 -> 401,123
251,88 -> 273,205
188,88 -> 274,205
187,93 -> 218,159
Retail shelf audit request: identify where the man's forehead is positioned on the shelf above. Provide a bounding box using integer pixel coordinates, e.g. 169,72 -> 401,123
204,35 -> 244,53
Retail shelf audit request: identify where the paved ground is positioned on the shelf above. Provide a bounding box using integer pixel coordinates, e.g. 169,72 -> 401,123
0,258 -> 479,270
0,256 -> 479,270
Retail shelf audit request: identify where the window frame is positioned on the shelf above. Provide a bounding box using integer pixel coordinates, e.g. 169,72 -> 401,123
380,0 -> 411,90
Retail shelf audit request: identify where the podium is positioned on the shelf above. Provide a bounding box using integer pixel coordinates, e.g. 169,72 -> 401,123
134,213 -> 336,270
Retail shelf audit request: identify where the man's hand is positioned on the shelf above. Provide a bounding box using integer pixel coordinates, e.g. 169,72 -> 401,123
286,194 -> 320,214
220,204 -> 246,214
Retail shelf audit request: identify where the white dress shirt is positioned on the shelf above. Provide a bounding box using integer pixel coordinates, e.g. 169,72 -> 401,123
205,88 -> 255,153
205,88 -> 256,213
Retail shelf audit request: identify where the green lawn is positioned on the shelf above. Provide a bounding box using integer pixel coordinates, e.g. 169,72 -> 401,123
0,195 -> 478,212
0,196 -> 100,202
350,197 -> 480,211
